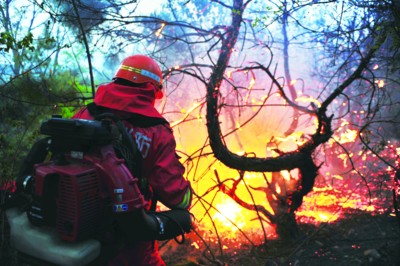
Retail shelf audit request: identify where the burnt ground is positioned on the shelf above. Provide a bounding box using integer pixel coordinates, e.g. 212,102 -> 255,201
161,210 -> 400,266
0,210 -> 399,265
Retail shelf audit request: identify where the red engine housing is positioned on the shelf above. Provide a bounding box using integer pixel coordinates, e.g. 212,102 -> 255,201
31,145 -> 147,242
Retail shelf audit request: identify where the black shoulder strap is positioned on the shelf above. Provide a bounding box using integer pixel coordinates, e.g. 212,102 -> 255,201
87,104 -> 152,193
93,112 -> 142,175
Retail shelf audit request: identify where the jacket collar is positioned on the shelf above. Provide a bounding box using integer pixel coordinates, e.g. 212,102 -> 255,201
93,82 -> 164,119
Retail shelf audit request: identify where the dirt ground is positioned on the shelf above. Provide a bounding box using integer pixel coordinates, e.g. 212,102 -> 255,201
1,210 -> 399,265
160,210 -> 400,266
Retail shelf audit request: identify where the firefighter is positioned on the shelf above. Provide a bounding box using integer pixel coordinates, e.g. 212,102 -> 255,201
73,54 -> 193,266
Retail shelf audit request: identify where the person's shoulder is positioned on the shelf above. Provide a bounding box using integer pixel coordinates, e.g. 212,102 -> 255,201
159,122 -> 173,133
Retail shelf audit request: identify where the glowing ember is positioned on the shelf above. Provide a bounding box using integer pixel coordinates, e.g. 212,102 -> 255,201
191,242 -> 199,249
296,185 -> 388,224
248,77 -> 255,90
274,131 -> 307,147
330,128 -> 358,144
155,23 -> 166,37
295,95 -> 321,107
375,79 -> 385,88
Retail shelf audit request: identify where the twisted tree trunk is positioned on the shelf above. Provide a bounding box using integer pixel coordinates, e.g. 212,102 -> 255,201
205,0 -> 386,240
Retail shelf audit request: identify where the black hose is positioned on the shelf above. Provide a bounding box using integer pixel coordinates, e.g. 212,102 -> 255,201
116,209 -> 192,242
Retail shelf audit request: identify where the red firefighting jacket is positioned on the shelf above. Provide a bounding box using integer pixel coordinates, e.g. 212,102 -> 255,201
73,82 -> 192,211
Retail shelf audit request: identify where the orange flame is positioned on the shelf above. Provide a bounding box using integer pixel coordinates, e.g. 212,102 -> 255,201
165,71 -> 395,248
155,23 -> 166,37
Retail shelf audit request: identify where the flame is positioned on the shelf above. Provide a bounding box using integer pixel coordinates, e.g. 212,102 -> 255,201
274,131 -> 307,147
333,174 -> 344,180
182,119 -> 394,246
171,102 -> 203,127
275,183 -> 281,194
191,242 -> 199,249
375,79 -> 385,88
295,95 -> 321,107
213,198 -> 246,232
155,23 -> 166,37
248,77 -> 255,90
330,128 -> 358,144
296,186 -> 385,224
165,72 -> 396,248
235,121 -> 242,131
281,170 -> 291,181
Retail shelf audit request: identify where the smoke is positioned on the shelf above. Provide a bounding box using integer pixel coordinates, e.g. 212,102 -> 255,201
57,0 -> 114,33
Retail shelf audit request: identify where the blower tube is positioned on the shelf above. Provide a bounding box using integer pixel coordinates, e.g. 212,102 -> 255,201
116,208 -> 193,242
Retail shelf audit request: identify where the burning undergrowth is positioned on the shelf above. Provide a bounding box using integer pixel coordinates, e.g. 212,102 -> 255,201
161,210 -> 400,265
165,82 -> 400,253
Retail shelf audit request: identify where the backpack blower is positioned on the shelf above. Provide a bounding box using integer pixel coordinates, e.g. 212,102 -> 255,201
5,115 -> 192,266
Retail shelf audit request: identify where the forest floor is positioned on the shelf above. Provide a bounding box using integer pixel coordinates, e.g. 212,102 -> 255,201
0,210 -> 399,266
161,210 -> 400,266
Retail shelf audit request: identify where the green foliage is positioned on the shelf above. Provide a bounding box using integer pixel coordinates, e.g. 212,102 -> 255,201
251,5 -> 278,28
232,9 -> 241,15
0,70 -> 87,182
0,32 -> 35,52
0,119 -> 41,182
0,13 -> 92,182
0,80 -> 44,182
61,106 -> 77,118
17,32 -> 34,51
0,32 -> 13,51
